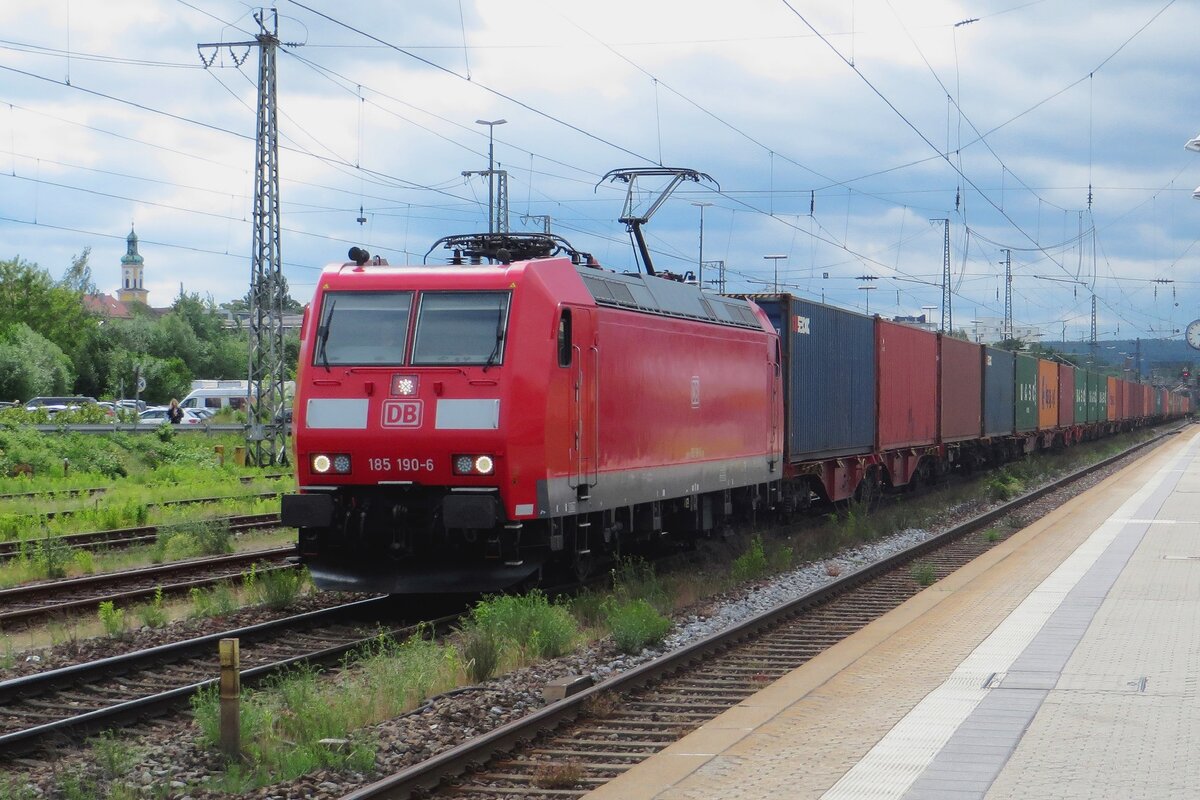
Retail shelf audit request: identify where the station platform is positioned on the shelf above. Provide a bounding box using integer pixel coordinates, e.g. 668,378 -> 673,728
585,426 -> 1200,800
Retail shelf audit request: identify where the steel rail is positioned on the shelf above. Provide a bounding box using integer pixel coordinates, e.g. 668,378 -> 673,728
0,513 -> 282,560
0,491 -> 281,523
0,547 -> 296,626
341,424 -> 1185,800
0,597 -> 409,754
0,473 -> 289,504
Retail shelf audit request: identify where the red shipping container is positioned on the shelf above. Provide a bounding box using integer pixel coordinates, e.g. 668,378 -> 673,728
938,334 -> 982,442
1037,359 -> 1059,430
1122,380 -> 1136,420
876,320 -> 938,449
1143,385 -> 1152,418
1057,364 -> 1075,427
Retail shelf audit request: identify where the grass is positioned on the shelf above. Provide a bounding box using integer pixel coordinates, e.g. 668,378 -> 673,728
603,597 -> 672,654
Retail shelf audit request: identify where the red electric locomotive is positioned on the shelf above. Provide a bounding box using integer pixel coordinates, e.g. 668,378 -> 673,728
282,233 -> 783,593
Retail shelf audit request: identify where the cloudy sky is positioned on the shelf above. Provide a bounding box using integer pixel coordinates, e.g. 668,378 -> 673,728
2,0 -> 1199,343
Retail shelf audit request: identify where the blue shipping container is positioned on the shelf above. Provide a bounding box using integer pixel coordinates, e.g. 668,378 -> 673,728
982,346 -> 1015,437
754,295 -> 876,460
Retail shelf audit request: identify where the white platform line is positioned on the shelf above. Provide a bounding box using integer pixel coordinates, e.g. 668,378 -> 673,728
820,430 -> 1200,800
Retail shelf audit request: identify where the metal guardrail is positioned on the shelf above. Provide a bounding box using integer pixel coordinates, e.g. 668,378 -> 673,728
26,423 -> 278,435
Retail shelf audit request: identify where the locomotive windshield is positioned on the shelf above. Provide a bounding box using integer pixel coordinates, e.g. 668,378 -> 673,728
412,291 -> 510,366
313,291 -> 413,366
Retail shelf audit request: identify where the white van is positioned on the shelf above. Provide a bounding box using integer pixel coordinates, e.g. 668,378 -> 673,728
180,380 -> 294,413
180,380 -> 252,412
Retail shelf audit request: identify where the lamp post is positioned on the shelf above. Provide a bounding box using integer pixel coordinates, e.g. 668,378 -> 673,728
476,118 -> 506,233
763,254 -> 787,293
691,202 -> 712,289
859,285 -> 876,314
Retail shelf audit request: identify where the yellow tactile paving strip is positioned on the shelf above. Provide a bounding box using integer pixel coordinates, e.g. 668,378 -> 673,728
583,431 -> 1193,800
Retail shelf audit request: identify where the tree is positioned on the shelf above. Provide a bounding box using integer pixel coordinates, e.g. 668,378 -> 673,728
59,248 -> 96,295
0,256 -> 99,365
0,324 -> 74,401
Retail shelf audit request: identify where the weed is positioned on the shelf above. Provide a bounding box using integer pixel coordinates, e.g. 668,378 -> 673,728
532,761 -> 583,790
136,585 -> 168,629
603,597 -> 672,654
189,583 -> 239,618
610,557 -> 668,609
34,532 -> 69,579
91,731 -> 138,781
987,472 -> 1025,502
73,549 -> 95,575
581,692 -> 621,719
910,561 -> 937,587
249,566 -> 306,610
767,543 -> 794,573
469,591 -> 578,661
1,636 -> 13,670
458,621 -> 501,683
731,535 -> 768,583
0,775 -> 39,800
98,600 -> 127,637
566,589 -> 608,630
985,529 -> 1001,543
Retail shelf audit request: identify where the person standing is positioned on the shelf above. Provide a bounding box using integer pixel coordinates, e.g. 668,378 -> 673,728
168,398 -> 184,424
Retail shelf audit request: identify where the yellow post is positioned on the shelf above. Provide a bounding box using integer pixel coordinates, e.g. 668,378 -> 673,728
214,445 -> 225,467
219,638 -> 241,760
233,446 -> 245,467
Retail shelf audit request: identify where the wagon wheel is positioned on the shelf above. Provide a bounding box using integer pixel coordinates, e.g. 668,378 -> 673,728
853,468 -> 881,509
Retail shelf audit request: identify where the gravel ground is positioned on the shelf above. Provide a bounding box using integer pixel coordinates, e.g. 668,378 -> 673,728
2,429 -> 1180,799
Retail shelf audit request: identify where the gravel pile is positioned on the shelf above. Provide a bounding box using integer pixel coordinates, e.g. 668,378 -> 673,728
4,432 -> 1175,799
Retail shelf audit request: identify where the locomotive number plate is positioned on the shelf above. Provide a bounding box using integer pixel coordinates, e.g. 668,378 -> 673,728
367,457 -> 435,472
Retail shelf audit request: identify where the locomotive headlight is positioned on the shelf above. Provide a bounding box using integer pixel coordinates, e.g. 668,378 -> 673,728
390,374 -> 419,396
453,454 -> 496,476
311,453 -> 352,474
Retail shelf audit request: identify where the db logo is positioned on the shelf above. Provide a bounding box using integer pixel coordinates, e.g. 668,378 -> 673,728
382,400 -> 423,427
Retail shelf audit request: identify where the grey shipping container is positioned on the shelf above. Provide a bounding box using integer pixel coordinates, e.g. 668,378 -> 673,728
982,346 -> 1014,437
752,295 -> 876,461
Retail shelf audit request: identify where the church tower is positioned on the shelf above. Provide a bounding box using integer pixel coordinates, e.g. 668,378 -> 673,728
117,226 -> 149,305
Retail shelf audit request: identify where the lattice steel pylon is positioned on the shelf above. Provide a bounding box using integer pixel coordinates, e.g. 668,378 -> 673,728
199,9 -> 291,466
1002,249 -> 1013,342
931,218 -> 951,332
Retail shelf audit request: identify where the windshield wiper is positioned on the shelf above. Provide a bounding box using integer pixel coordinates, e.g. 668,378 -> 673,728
316,299 -> 336,373
482,304 -> 505,372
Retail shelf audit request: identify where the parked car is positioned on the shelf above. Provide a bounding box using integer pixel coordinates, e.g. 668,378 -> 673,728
25,396 -> 98,412
138,407 -> 206,426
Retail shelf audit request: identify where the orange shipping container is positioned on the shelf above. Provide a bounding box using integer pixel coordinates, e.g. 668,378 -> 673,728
1107,376 -> 1118,421
1037,359 -> 1059,429
1057,363 -> 1075,427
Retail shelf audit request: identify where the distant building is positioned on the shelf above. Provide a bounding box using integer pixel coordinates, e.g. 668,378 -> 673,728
117,226 -> 149,305
83,226 -> 169,319
970,316 -> 1043,346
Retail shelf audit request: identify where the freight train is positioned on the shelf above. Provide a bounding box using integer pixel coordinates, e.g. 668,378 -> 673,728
281,234 -> 1191,594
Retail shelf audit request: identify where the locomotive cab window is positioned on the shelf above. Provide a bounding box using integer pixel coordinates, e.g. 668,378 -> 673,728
557,309 -> 572,366
412,291 -> 511,366
313,291 -> 413,367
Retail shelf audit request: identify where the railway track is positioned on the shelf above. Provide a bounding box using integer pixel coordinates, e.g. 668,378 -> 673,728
0,512 -> 282,561
0,546 -> 296,628
0,490 -> 282,523
0,472 -> 290,504
341,425 -> 1184,800
0,598 -> 426,756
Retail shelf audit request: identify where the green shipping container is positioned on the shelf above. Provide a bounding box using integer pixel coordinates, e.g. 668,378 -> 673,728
1087,371 -> 1104,422
1015,353 -> 1038,432
1074,369 -> 1089,423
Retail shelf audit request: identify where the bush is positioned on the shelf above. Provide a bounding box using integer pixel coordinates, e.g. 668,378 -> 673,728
604,598 -> 672,654
469,590 -> 578,661
731,535 -> 769,583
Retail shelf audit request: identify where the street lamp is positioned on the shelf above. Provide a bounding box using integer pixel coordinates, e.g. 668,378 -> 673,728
691,202 -> 712,289
476,118 -> 506,233
859,285 -> 876,314
763,254 -> 787,293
